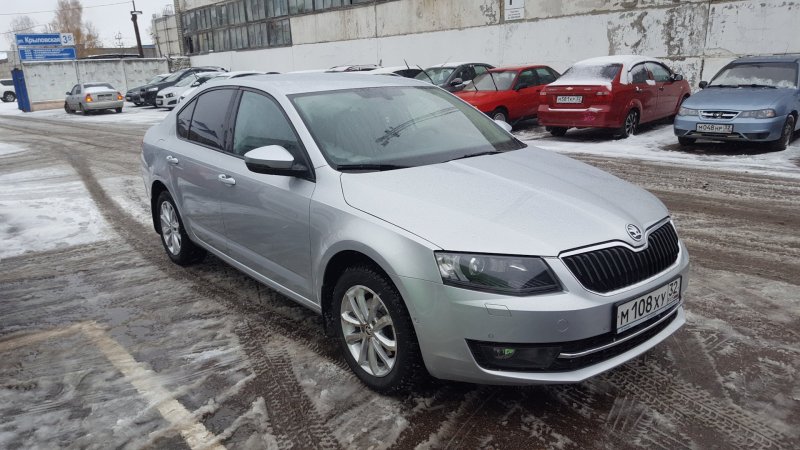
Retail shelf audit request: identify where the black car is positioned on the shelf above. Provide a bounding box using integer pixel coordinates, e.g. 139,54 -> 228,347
139,66 -> 227,106
125,73 -> 169,106
414,62 -> 495,92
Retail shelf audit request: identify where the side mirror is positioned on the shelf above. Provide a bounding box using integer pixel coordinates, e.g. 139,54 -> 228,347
515,83 -> 529,91
450,78 -> 463,87
66,91 -> 71,95
698,80 -> 708,89
190,81 -> 200,87
494,119 -> 513,133
244,145 -> 302,176
670,73 -> 684,82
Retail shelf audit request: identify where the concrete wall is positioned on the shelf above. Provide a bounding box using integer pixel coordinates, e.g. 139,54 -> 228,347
188,0 -> 800,86
21,58 -> 169,105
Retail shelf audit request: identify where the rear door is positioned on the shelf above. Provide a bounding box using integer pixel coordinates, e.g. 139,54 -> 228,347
647,62 -> 681,117
630,63 -> 658,123
215,89 -> 316,299
168,88 -> 237,250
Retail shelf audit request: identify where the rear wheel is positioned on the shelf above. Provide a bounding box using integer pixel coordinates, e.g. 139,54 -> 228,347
549,127 -> 568,137
333,265 -> 423,392
768,115 -> 796,151
115,107 -> 123,113
617,109 -> 639,138
156,191 -> 206,266
678,136 -> 695,146
78,103 -> 86,114
491,108 -> 508,123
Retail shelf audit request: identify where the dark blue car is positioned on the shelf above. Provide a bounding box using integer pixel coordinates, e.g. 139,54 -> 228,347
674,54 -> 799,150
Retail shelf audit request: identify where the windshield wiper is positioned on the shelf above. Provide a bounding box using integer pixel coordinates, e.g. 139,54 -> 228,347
375,107 -> 459,146
707,84 -> 739,88
447,151 -> 501,162
336,164 -> 408,172
742,84 -> 777,89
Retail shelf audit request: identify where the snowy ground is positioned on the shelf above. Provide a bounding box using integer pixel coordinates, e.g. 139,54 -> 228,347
0,100 -> 169,126
0,107 -> 798,449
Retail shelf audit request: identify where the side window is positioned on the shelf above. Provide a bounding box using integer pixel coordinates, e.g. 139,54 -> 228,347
73,85 -> 82,94
187,89 -> 236,149
454,68 -> 469,82
647,62 -> 671,82
630,64 -> 649,84
232,91 -> 302,158
474,65 -> 489,77
516,69 -> 536,87
176,98 -> 197,139
535,67 -> 557,84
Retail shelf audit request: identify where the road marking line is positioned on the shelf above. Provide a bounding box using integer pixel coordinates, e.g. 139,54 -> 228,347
0,322 -> 227,450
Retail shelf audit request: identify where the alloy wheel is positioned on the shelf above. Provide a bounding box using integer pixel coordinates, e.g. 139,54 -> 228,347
625,110 -> 639,136
160,201 -> 182,255
340,285 -> 397,377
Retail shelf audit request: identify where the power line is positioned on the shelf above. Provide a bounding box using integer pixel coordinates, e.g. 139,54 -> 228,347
0,1 -> 130,17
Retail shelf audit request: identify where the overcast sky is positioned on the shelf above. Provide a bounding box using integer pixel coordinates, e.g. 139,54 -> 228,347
1,0 -> 174,50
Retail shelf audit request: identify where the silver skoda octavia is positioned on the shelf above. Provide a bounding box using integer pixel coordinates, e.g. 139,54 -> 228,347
141,74 -> 689,392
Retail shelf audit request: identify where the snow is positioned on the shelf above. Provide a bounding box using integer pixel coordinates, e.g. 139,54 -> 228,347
0,143 -> 25,157
0,166 -> 112,260
550,55 -> 663,85
0,100 -> 168,125
515,123 -> 800,179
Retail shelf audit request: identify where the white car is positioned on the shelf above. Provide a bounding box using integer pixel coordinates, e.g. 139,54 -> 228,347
177,71 -> 269,103
156,71 -> 222,109
1,79 -> 16,102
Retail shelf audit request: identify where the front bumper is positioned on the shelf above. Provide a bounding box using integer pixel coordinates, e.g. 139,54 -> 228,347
537,104 -> 621,129
397,240 -> 690,385
674,114 -> 786,142
84,100 -> 124,110
126,92 -> 142,103
155,96 -> 178,107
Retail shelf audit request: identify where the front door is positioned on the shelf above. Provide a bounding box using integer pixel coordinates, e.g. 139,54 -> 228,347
630,63 -> 659,123
647,62 -> 682,118
216,89 -> 316,299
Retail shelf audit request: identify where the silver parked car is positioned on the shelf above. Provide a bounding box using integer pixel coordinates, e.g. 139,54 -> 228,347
141,74 -> 689,391
64,82 -> 124,114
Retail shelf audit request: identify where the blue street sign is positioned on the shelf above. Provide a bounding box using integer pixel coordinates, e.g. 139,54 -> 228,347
15,33 -> 75,47
19,47 -> 77,61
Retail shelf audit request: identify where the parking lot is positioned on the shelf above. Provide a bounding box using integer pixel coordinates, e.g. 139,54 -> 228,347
1,101 -> 799,449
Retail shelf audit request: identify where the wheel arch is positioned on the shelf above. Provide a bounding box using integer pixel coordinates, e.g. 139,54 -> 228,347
150,180 -> 170,234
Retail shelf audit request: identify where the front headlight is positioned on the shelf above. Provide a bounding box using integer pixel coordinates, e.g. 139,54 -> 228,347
165,93 -> 174,98
678,107 -> 698,116
739,109 -> 776,119
147,87 -> 159,92
435,252 -> 560,295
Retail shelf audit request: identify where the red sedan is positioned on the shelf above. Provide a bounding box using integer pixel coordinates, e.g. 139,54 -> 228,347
538,55 -> 691,138
455,65 -> 561,123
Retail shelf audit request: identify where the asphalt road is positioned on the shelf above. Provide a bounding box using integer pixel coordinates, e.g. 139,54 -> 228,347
1,113 -> 798,449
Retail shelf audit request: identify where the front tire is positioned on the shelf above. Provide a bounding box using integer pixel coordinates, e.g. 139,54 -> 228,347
156,191 -> 206,266
491,108 -> 508,123
64,102 -> 74,114
768,115 -> 795,151
333,265 -> 423,392
3,92 -> 15,102
617,109 -> 639,138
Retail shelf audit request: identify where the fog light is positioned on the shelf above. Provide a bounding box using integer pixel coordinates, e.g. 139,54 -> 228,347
469,340 -> 561,370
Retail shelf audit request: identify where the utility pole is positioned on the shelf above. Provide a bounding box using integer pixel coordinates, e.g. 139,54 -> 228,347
131,0 -> 144,57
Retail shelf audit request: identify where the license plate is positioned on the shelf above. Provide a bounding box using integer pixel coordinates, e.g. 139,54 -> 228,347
696,123 -> 733,133
615,278 -> 680,333
556,95 -> 582,104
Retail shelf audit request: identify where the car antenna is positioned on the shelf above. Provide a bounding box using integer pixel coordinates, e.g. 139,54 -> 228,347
404,59 -> 411,70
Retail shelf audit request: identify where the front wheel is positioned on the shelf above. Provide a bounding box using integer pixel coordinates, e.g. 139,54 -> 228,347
156,191 -> 206,265
768,115 -> 795,151
333,265 -> 423,392
617,109 -> 639,139
2,92 -> 15,102
64,102 -> 74,114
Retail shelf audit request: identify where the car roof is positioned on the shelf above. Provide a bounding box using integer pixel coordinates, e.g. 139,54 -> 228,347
489,65 -> 548,72
731,54 -> 800,64
427,62 -> 484,69
209,73 -> 428,95
573,55 -> 662,67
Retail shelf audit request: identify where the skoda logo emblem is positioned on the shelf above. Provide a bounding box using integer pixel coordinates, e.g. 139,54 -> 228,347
626,224 -> 643,241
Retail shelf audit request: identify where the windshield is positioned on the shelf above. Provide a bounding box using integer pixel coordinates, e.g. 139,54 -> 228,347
146,74 -> 168,84
291,86 -> 525,170
414,67 -> 455,85
559,64 -> 622,83
85,83 -> 114,90
710,63 -> 798,88
174,74 -> 198,87
470,71 -> 516,91
162,71 -> 184,83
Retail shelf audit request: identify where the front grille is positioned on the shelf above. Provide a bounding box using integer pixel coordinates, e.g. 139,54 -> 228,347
562,222 -> 680,293
700,110 -> 739,120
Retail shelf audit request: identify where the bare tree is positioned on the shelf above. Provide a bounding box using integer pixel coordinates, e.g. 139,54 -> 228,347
49,0 -> 102,57
5,16 -> 37,50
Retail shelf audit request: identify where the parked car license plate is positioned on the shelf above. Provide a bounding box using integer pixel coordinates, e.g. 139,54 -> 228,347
615,278 -> 681,333
556,95 -> 583,104
696,123 -> 733,133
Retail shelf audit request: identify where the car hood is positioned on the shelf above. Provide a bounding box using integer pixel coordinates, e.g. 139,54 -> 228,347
340,147 -> 669,256
683,86 -> 793,110
159,85 -> 188,96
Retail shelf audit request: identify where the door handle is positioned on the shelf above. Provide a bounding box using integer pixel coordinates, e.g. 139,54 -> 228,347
635,87 -> 642,93
659,86 -> 665,91
166,155 -> 179,165
218,174 -> 236,186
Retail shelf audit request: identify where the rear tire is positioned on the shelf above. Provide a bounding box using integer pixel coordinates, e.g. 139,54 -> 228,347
768,115 -> 795,151
156,191 -> 206,266
491,108 -> 508,123
115,107 -> 123,113
333,265 -> 423,393
78,103 -> 86,115
617,109 -> 639,139
549,127 -> 568,137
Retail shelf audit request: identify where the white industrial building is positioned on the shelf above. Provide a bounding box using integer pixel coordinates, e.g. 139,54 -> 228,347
176,0 -> 798,83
